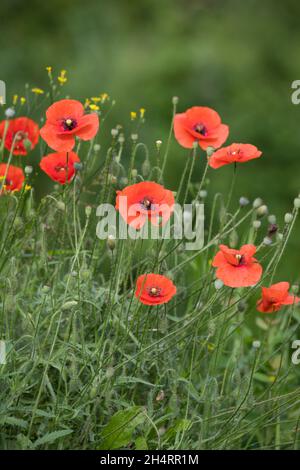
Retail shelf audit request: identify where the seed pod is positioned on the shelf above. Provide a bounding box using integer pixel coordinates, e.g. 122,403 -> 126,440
294,198 -> 300,209
107,235 -> 116,251
256,204 -> 268,217
253,197 -> 263,208
239,197 -> 249,207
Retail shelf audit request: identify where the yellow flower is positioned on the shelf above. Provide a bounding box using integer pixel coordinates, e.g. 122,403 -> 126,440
46,66 -> 52,73
24,184 -> 32,191
31,88 -> 44,95
91,97 -> 101,103
131,111 -> 137,121
100,93 -> 109,102
58,70 -> 67,85
89,104 -> 99,111
20,97 -> 26,105
13,94 -> 18,105
140,108 -> 146,119
84,98 -> 91,108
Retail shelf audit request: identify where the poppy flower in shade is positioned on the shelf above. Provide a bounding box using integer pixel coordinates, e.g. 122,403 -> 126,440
174,106 -> 229,150
212,244 -> 263,288
0,117 -> 39,155
257,282 -> 300,313
208,143 -> 262,169
116,181 -> 175,230
135,273 -> 177,305
0,163 -> 25,194
39,152 -> 80,185
40,99 -> 99,152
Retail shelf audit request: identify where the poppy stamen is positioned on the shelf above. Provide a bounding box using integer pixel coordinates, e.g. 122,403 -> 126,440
141,197 -> 152,210
148,286 -> 161,297
235,254 -> 244,265
63,118 -> 77,131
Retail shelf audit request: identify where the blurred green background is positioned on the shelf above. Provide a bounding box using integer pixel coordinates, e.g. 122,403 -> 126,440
0,0 -> 300,277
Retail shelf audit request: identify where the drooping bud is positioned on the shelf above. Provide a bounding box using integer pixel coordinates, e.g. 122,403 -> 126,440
284,213 -> 293,224
107,234 -> 116,251
214,279 -> 224,290
252,220 -> 261,230
256,205 -> 268,217
268,214 -> 276,224
263,236 -> 273,246
172,96 -> 179,105
206,146 -> 215,157
294,198 -> 300,209
239,197 -> 250,207
253,197 -> 263,209
85,206 -> 92,218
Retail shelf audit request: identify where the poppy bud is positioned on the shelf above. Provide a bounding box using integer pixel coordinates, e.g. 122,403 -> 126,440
107,234 -> 116,251
131,133 -> 138,142
268,214 -> 276,224
263,236 -> 272,246
294,198 -> 300,209
239,197 -> 249,207
111,128 -> 118,137
24,165 -> 33,175
118,134 -> 125,144
131,169 -> 138,178
256,205 -> 268,217
284,212 -> 293,224
206,146 -> 215,157
156,390 -> 165,402
292,285 -> 299,294
5,108 -> 15,118
277,232 -> 284,242
253,198 -> 263,208
214,279 -> 224,290
172,96 -> 179,105
85,206 -> 92,218
57,201 -> 65,211
199,190 -> 207,199
94,144 -> 101,152
253,220 -> 261,230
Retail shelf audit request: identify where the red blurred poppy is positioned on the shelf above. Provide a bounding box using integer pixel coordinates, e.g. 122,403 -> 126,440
174,106 -> 229,150
208,143 -> 262,169
116,181 -> 175,230
135,273 -> 176,305
0,163 -> 25,193
212,244 -> 262,288
0,117 -> 39,155
257,282 -> 300,313
40,99 -> 99,152
39,152 -> 80,184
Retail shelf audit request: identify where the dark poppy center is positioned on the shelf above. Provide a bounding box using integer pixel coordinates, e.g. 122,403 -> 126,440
148,286 -> 161,297
141,197 -> 152,210
63,118 -> 77,131
235,254 -> 245,266
15,131 -> 28,142
194,123 -> 207,136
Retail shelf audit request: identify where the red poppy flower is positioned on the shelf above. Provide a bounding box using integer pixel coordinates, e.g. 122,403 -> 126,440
0,117 -> 39,155
39,152 -> 80,184
40,99 -> 99,152
257,282 -> 300,313
174,106 -> 229,150
0,163 -> 25,194
135,273 -> 177,305
208,143 -> 262,169
212,244 -> 262,288
116,181 -> 175,230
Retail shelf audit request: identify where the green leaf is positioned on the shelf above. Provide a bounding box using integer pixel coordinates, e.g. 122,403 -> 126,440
99,406 -> 146,450
32,429 -> 73,448
1,416 -> 28,429
135,436 -> 148,450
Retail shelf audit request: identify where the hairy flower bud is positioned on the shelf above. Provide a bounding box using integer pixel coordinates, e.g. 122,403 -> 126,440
284,212 -> 293,224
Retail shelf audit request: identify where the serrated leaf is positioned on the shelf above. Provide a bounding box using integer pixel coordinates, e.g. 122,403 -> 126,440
32,429 -> 73,448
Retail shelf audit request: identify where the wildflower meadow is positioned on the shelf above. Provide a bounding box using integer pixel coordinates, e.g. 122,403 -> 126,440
0,68 -> 300,453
